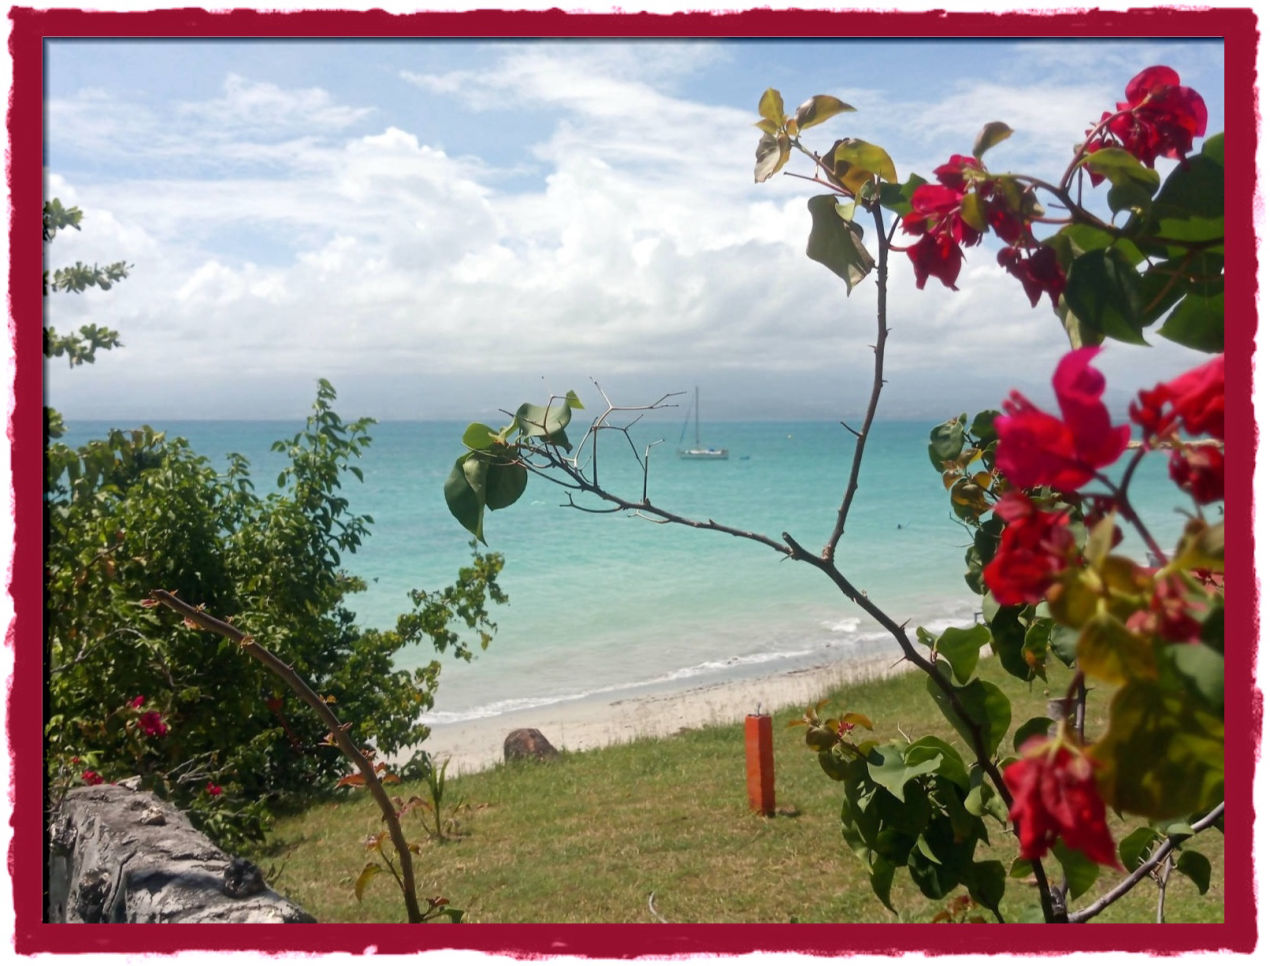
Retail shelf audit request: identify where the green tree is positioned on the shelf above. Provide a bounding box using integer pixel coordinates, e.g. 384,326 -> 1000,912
44,205 -> 506,851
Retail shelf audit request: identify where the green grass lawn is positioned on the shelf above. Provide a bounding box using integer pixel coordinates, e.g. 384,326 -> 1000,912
257,658 -> 1224,924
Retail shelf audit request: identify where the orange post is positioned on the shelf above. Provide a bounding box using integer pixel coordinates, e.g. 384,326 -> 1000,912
744,713 -> 775,816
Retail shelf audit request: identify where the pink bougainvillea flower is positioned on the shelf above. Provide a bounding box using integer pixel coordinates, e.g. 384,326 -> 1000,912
81,769 -> 104,786
1131,355 -> 1224,443
206,782 -> 224,797
129,695 -> 146,709
995,348 -> 1131,491
138,710 -> 168,738
904,230 -> 966,290
1003,736 -> 1120,867
983,492 -> 1075,606
998,246 -> 1066,308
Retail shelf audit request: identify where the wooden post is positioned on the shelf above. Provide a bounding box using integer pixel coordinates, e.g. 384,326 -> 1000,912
745,713 -> 775,816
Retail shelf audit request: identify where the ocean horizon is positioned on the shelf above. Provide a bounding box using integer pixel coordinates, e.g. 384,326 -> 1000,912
55,417 -> 1190,726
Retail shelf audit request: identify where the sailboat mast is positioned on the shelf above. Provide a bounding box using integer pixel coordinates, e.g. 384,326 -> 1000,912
695,386 -> 701,447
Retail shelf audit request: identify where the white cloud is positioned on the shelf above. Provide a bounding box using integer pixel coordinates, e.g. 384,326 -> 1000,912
44,42 -> 1225,422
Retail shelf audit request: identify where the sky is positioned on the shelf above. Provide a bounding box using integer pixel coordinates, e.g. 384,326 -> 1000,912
40,32 -> 1227,423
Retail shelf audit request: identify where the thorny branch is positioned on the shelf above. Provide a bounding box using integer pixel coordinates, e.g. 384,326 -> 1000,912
147,589 -> 427,924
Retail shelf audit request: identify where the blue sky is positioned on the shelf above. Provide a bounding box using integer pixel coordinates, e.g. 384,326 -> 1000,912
42,35 -> 1226,422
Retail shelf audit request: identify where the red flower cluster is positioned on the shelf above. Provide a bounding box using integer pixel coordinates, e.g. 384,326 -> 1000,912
997,246 -> 1065,309
983,492 -> 1075,606
1131,355 -> 1224,442
206,782 -> 224,797
1089,66 -> 1208,170
1169,444 -> 1224,505
129,695 -> 145,709
901,155 -> 985,290
1126,572 -> 1204,644
1003,737 -> 1119,867
995,348 -> 1130,492
81,769 -> 104,786
138,710 -> 168,738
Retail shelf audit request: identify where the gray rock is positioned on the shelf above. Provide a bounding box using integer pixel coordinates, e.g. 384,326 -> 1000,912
503,727 -> 560,763
47,784 -> 315,923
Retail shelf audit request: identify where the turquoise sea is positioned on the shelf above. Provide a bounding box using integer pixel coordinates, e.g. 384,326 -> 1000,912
58,418 -> 1187,726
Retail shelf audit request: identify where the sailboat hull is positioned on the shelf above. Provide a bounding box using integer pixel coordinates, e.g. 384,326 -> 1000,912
679,447 -> 729,460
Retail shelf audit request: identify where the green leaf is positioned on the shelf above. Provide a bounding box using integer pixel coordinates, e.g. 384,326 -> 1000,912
925,669 -> 1012,758
483,459 -> 528,511
794,94 -> 855,130
987,604 -> 1032,681
443,456 -> 485,543
868,857 -> 899,915
462,423 -> 501,451
515,399 -> 574,450
1013,716 -> 1054,752
1076,612 -> 1156,685
1092,678 -> 1224,819
1084,147 -> 1161,212
877,173 -> 926,218
972,121 -> 1013,159
867,742 -> 940,802
1051,840 -> 1101,900
969,409 -> 999,442
1163,642 -> 1224,712
934,624 -> 989,684
964,860 -> 1006,918
927,415 -> 966,471
1158,292 -> 1224,352
1064,249 -> 1148,345
1118,826 -> 1161,871
805,195 -> 876,293
905,735 -> 970,790
964,767 -> 1010,825
1175,849 -> 1212,894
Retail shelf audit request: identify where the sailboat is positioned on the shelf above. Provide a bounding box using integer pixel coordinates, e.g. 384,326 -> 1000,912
678,386 -> 729,460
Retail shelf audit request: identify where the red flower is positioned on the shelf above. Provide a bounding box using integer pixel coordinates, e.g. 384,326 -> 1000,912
1169,444 -> 1223,504
81,769 -> 104,786
138,710 -> 168,738
1003,737 -> 1119,867
206,782 -> 224,797
1131,355 -> 1224,443
995,348 -> 1130,491
983,492 -> 1075,605
998,246 -> 1066,308
1126,572 -> 1205,644
1107,66 -> 1208,168
129,695 -> 145,709
901,156 -> 985,290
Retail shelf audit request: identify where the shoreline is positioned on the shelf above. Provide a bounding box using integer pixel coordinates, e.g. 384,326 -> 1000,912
404,651 -> 916,775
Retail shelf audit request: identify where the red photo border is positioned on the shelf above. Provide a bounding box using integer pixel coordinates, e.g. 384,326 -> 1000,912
8,4 -> 1259,957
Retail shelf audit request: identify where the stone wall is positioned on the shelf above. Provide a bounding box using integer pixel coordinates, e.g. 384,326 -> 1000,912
48,784 -> 315,923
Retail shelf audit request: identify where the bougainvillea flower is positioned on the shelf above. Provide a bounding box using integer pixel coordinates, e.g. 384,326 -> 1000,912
129,695 -> 146,709
138,710 -> 168,738
81,770 -> 104,786
1107,66 -> 1208,168
995,348 -> 1131,491
1169,444 -> 1224,505
998,246 -> 1066,308
1131,355 -> 1224,442
904,231 -> 966,290
982,492 -> 1075,605
206,782 -> 224,797
1126,572 -> 1205,644
1003,736 -> 1119,867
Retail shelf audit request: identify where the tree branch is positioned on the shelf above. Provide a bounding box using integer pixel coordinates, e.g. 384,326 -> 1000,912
147,589 -> 426,924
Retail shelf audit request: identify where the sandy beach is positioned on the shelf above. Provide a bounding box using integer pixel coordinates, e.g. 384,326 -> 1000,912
409,652 -> 916,775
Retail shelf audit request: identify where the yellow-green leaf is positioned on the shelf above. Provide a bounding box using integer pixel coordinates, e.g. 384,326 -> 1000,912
972,121 -> 1014,159
830,138 -> 899,196
757,88 -> 785,127
794,94 -> 856,131
354,862 -> 381,902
